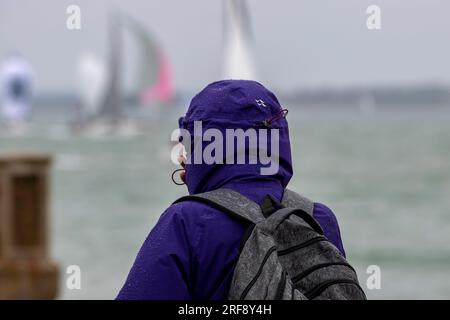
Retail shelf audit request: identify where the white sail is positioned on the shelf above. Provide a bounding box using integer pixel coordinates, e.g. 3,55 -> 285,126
76,53 -> 109,118
222,0 -> 257,80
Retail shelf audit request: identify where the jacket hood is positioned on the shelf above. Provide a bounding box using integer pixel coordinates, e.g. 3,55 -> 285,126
179,80 -> 293,196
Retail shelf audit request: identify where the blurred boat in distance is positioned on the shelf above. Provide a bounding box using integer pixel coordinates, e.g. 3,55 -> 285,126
72,11 -> 174,137
123,14 -> 174,107
0,53 -> 33,135
222,0 -> 257,80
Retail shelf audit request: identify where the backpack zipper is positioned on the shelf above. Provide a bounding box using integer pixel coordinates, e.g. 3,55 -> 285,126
239,246 -> 277,300
277,236 -> 328,256
291,261 -> 356,284
274,270 -> 287,300
304,279 -> 367,300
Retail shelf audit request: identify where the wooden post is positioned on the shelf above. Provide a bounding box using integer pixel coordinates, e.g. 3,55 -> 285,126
0,153 -> 59,299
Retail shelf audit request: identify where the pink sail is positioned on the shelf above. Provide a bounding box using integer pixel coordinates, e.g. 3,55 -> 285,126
139,50 -> 174,106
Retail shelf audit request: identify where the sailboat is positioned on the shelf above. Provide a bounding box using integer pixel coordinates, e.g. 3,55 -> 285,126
0,54 -> 33,135
121,15 -> 174,107
73,12 -> 174,136
222,0 -> 257,80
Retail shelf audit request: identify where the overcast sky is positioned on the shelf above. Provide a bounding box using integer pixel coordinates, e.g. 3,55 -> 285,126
1,0 -> 449,93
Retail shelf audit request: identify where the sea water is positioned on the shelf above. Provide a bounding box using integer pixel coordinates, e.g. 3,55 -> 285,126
1,105 -> 449,299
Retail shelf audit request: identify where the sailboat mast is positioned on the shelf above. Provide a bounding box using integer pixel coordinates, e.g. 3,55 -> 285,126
98,12 -> 122,123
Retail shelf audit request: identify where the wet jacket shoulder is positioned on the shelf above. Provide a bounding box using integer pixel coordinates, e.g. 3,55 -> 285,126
116,200 -> 245,300
116,199 -> 345,300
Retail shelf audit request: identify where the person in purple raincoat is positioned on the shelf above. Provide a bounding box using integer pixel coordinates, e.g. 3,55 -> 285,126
117,80 -> 346,300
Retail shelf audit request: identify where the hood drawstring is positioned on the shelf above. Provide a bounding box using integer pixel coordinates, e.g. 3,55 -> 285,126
257,109 -> 288,128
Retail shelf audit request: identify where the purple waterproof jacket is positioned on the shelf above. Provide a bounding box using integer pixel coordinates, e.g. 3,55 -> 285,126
117,80 -> 345,300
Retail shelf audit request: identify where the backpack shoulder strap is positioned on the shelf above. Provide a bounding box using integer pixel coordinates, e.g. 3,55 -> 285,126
173,188 -> 265,224
281,189 -> 314,216
278,189 -> 323,235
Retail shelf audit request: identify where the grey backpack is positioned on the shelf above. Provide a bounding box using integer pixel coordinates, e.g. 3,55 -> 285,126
174,188 -> 366,300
